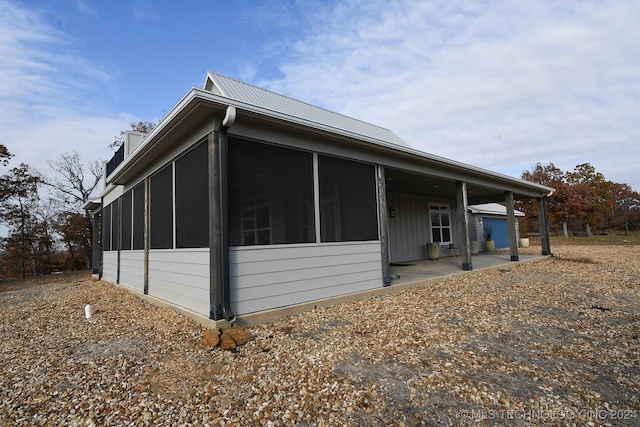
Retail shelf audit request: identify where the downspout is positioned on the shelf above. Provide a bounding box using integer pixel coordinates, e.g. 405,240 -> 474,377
220,106 -> 236,322
210,106 -> 236,322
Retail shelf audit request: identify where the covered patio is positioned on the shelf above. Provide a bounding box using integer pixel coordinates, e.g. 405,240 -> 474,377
388,251 -> 546,286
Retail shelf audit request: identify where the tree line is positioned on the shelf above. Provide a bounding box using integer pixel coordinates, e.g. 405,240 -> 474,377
517,162 -> 640,237
0,121 -> 157,280
1,133 -> 637,279
0,144 -> 102,279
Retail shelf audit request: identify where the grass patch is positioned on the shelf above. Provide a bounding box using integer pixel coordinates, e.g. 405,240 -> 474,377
527,231 -> 640,246
0,270 -> 90,292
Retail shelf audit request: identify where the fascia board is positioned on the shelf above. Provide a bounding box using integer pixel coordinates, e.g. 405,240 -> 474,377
106,90 -> 228,184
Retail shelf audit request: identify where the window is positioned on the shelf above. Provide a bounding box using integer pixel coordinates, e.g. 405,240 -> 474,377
103,204 -> 111,251
241,196 -> 271,245
229,138 -> 314,246
430,204 -> 451,243
121,191 -> 132,250
175,141 -> 209,248
149,164 -> 174,249
132,183 -> 145,250
318,155 -> 378,242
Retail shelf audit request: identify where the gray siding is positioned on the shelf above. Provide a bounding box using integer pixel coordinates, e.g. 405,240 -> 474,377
387,192 -> 464,261
119,251 -> 144,293
468,215 -> 487,252
102,251 -> 118,282
387,193 -> 432,262
230,242 -> 382,315
148,249 -> 209,316
469,215 -> 483,240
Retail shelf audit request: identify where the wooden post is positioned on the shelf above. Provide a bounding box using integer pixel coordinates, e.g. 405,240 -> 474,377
456,181 -> 472,271
505,191 -> 519,261
209,130 -> 223,320
537,196 -> 552,255
376,165 -> 390,286
143,177 -> 149,294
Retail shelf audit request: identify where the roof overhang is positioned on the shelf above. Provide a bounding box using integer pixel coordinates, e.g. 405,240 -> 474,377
82,198 -> 102,212
106,87 -> 554,202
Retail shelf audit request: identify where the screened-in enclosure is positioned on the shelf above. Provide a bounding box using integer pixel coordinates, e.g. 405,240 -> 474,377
318,155 -> 377,242
228,137 -> 379,247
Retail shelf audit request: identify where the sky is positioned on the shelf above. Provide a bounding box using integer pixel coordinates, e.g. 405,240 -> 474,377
1,0 -> 639,195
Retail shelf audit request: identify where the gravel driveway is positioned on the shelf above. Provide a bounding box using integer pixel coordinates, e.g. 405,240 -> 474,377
1,245 -> 639,426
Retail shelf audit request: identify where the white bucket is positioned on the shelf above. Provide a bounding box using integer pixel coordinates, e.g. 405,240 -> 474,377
85,304 -> 93,319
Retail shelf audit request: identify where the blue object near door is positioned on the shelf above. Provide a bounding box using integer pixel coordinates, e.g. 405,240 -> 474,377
483,217 -> 509,249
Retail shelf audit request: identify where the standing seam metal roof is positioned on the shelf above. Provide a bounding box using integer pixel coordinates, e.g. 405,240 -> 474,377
204,71 -> 411,148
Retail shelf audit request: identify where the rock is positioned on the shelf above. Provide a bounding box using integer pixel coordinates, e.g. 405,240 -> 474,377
202,328 -> 221,347
219,332 -> 237,350
223,327 -> 254,346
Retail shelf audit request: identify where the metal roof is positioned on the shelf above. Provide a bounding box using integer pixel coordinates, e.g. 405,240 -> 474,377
104,72 -> 553,200
468,203 -> 525,217
204,71 -> 411,149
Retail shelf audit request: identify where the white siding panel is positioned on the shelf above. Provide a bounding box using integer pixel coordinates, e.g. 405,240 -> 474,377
119,251 -> 144,292
230,242 -> 382,315
232,269 -> 381,302
102,251 -> 118,282
147,249 -> 209,316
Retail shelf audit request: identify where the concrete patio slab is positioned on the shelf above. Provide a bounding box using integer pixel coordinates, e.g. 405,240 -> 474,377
389,252 -> 547,286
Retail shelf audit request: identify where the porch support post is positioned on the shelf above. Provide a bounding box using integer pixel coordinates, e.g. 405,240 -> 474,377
143,177 -> 149,294
99,197 -> 104,279
91,210 -> 101,275
116,197 -> 121,283
209,129 -> 229,321
505,191 -> 519,261
537,196 -> 552,255
456,181 -> 472,271
376,165 -> 391,286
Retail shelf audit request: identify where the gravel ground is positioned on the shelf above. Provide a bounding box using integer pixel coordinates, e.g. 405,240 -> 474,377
1,245 -> 639,426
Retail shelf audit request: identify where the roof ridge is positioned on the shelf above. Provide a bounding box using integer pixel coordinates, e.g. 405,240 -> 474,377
206,71 -> 396,133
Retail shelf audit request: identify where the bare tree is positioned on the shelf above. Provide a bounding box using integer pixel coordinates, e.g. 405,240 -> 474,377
38,151 -> 103,271
42,151 -> 102,213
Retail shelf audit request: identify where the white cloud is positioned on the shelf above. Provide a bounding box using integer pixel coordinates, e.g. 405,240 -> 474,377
75,0 -> 97,17
0,1 -> 131,179
260,0 -> 640,189
131,0 -> 158,21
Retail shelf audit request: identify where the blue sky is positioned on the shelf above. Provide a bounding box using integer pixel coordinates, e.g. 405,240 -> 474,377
1,0 -> 639,193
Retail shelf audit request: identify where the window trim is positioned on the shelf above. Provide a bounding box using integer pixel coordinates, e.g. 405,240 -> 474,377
429,203 -> 452,244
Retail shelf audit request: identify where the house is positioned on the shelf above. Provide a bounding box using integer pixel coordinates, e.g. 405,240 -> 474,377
85,71 -> 554,326
468,203 -> 526,251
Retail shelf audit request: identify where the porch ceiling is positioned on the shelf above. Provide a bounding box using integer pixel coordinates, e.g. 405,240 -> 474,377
384,167 -> 532,204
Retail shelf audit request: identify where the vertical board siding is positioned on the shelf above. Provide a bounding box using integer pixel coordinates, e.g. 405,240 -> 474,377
230,242 -> 382,315
119,251 -> 145,293
387,193 -> 431,262
102,252 -> 118,282
469,216 -> 485,250
148,249 -> 210,316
